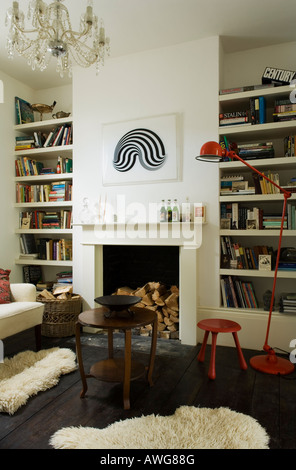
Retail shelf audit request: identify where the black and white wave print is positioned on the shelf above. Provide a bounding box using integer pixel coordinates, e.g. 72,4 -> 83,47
113,128 -> 167,172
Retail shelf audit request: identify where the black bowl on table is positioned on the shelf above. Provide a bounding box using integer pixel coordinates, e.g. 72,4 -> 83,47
94,295 -> 141,317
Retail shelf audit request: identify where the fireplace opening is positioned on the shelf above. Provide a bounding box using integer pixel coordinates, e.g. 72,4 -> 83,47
103,245 -> 179,294
102,245 -> 180,339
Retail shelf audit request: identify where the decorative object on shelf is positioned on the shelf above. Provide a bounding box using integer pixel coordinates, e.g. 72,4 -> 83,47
5,0 -> 110,78
196,140 -> 295,376
52,111 -> 71,119
79,197 -> 94,224
94,295 -> 141,318
31,101 -> 56,121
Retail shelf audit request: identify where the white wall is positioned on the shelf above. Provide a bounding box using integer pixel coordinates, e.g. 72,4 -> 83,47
222,40 -> 296,89
72,37 -> 221,310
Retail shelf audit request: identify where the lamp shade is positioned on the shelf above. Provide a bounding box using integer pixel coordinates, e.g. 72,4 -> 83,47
195,141 -> 224,162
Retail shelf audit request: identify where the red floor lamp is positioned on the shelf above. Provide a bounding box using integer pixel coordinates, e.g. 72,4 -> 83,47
196,140 -> 295,375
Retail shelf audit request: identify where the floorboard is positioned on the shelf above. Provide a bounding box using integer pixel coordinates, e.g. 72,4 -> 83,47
1,328 -> 296,450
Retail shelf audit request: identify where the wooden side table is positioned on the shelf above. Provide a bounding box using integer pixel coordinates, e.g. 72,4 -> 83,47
75,306 -> 158,410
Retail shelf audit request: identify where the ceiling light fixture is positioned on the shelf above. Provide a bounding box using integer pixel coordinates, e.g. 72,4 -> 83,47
5,0 -> 110,78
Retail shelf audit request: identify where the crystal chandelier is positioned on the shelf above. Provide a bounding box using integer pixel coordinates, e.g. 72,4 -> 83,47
5,0 -> 110,78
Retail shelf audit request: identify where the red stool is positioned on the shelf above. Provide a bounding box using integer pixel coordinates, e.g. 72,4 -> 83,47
197,319 -> 247,380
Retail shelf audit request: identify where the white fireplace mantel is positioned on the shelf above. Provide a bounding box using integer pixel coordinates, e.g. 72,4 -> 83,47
78,222 -> 202,345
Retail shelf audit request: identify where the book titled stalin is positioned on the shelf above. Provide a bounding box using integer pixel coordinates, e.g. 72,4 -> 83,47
262,67 -> 296,85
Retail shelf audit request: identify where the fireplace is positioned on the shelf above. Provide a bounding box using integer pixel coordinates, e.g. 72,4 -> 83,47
78,222 -> 201,345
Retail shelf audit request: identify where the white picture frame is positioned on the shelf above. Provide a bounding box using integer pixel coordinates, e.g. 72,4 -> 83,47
102,114 -> 180,185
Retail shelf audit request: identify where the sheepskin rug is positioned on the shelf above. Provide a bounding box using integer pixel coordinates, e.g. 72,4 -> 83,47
50,405 -> 269,449
0,348 -> 76,415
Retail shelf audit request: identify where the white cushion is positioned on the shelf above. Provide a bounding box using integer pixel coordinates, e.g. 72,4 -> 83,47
0,283 -> 44,340
0,302 -> 44,340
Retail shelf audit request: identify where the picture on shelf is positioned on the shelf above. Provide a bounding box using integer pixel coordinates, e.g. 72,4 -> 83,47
220,218 -> 231,230
246,219 -> 258,230
259,254 -> 272,271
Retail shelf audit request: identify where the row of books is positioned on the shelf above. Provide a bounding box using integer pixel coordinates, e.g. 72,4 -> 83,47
15,156 -> 72,177
220,202 -> 295,230
20,209 -> 72,230
221,236 -> 274,270
20,234 -> 72,261
219,98 -> 296,130
219,110 -> 250,127
15,124 -> 73,150
37,238 -> 72,261
273,99 -> 296,122
284,135 -> 296,157
279,293 -> 296,313
16,181 -> 72,203
220,169 -> 282,196
219,96 -> 267,127
42,124 -> 72,148
220,276 -> 258,309
237,141 -> 274,160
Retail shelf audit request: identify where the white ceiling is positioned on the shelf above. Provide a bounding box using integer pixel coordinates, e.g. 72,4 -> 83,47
1,0 -> 296,90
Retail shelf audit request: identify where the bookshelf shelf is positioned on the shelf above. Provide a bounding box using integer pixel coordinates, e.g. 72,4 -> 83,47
15,201 -> 72,208
219,85 -> 296,311
14,144 -> 73,159
220,193 -> 296,203
14,173 -> 72,183
220,229 -> 296,237
15,259 -> 73,267
13,114 -> 73,283
220,268 -> 296,279
15,229 -> 72,234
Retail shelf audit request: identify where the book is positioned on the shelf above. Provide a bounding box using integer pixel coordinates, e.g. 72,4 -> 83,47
219,83 -> 276,95
15,97 -> 34,124
20,233 -> 37,254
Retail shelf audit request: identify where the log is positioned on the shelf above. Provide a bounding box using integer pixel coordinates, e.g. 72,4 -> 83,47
164,316 -> 174,327
142,292 -> 155,306
134,283 -> 150,298
170,314 -> 179,323
157,322 -> 167,331
152,284 -> 167,300
116,286 -> 134,296
164,293 -> 179,312
170,285 -> 179,294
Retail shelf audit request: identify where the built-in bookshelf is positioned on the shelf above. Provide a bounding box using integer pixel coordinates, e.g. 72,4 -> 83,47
13,116 -> 74,280
219,85 -> 296,313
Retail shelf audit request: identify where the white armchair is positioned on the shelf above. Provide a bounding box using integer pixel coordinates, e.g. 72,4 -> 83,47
0,283 -> 44,350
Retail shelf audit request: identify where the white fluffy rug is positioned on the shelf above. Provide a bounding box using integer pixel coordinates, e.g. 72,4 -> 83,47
0,348 -> 76,415
50,405 -> 269,449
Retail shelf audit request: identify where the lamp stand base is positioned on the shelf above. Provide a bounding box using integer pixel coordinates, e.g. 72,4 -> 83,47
250,354 -> 294,375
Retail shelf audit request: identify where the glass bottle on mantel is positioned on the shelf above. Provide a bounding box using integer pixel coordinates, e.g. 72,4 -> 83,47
172,198 -> 180,222
167,199 -> 172,222
160,199 -> 167,222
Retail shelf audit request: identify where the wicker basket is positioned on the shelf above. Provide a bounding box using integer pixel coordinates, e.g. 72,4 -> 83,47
39,295 -> 82,337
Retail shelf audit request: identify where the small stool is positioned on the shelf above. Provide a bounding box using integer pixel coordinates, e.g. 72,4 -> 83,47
197,319 -> 247,380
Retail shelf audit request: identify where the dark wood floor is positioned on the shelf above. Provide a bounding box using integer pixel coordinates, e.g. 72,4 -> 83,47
1,327 -> 296,450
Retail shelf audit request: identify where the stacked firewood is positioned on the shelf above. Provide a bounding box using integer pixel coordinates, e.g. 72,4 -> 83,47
114,282 -> 179,339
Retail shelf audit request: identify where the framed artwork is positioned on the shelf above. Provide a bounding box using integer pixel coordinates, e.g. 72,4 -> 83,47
102,114 -> 180,185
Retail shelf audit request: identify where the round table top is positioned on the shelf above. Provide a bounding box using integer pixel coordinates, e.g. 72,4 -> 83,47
78,306 -> 156,330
